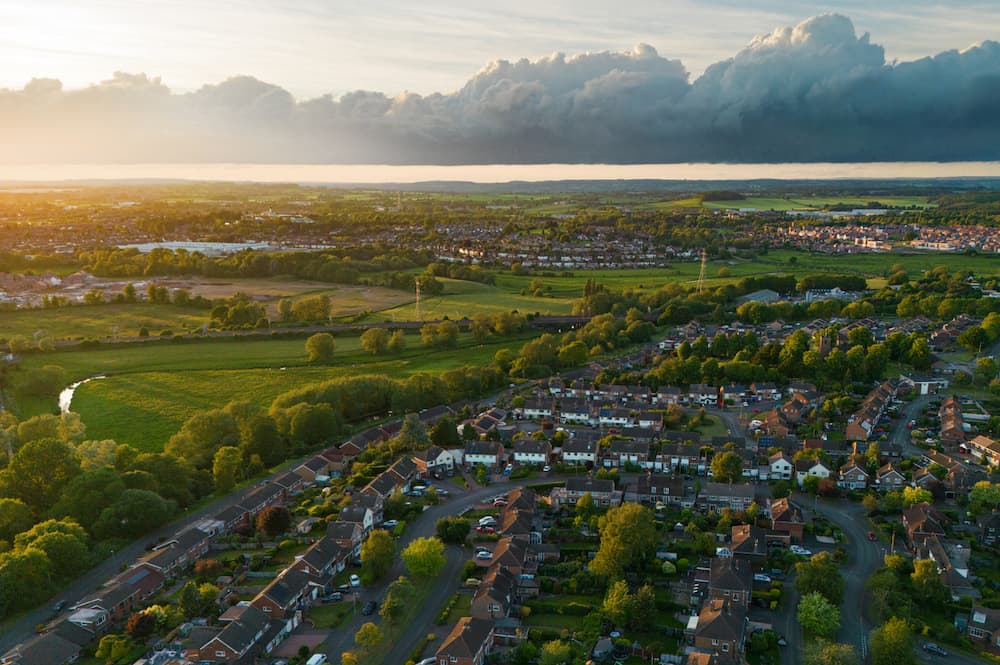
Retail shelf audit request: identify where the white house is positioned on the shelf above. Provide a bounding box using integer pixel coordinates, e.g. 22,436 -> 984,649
598,407 -> 631,428
559,399 -> 593,425
562,437 -> 599,466
512,439 -> 552,465
519,398 -> 555,420
795,460 -> 832,488
769,453 -> 794,480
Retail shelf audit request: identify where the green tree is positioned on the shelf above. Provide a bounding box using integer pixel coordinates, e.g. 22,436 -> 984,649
911,558 -> 947,603
27,530 -> 90,582
212,446 -> 242,494
603,579 -> 633,625
0,498 -> 34,542
255,506 -> 292,538
401,537 -> 446,578
710,451 -> 744,484
538,640 -> 573,665
902,486 -> 932,507
360,328 -> 390,355
591,503 -> 657,578
804,641 -> 860,665
795,551 -> 844,605
957,325 -> 989,352
631,583 -> 656,631
164,409 -> 239,469
797,591 -> 841,638
387,329 -> 407,354
126,611 -> 157,639
179,581 -> 203,618
361,530 -> 396,580
305,332 -> 336,362
354,622 -> 384,649
970,481 -> 1000,513
93,490 -> 175,539
870,617 -> 915,665
380,575 -> 415,624
3,437 -> 81,512
435,517 -> 471,545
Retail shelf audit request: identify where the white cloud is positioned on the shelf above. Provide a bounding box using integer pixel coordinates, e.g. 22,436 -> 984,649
0,14 -> 998,164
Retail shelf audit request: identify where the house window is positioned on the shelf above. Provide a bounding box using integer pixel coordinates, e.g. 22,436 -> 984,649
970,627 -> 984,638
262,606 -> 271,612
216,651 -> 227,658
721,643 -> 730,653
733,594 -> 740,602
712,639 -> 719,646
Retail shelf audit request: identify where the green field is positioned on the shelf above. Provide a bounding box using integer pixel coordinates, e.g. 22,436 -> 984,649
0,303 -> 210,342
25,331 -> 529,451
635,194 -> 936,212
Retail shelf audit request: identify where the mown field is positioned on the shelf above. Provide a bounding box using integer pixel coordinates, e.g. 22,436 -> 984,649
22,331 -> 531,451
633,194 -> 935,212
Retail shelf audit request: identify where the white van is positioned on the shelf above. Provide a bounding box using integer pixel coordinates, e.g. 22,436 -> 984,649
306,654 -> 328,665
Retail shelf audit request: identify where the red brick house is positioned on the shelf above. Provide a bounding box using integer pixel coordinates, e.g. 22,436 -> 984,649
435,617 -> 495,665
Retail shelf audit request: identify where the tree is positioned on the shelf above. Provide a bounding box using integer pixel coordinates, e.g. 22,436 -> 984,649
93,490 -> 175,539
970,481 -> 1000,514
354,622 -> 384,649
380,575 -> 415,624
401,536 -> 446,578
591,503 -> 657,578
194,559 -> 223,581
902,486 -> 932,507
470,314 -> 493,343
797,592 -> 841,638
277,298 -> 293,321
957,325 -> 989,353
870,617 -> 915,665
435,517 -> 471,545
710,451 -> 744,484
4,437 -> 81,511
805,641 -> 859,665
126,611 -> 157,639
387,329 -> 407,354
305,332 -> 336,362
255,506 -> 292,538
538,640 -> 573,665
862,495 -> 880,515
911,558 -> 947,603
165,409 -> 239,469
28,529 -> 90,581
0,548 -> 53,613
631,583 -> 656,631
603,579 -> 633,626
95,634 -> 132,663
360,328 -> 390,355
575,492 -> 595,516
795,551 -> 844,605
179,581 -> 203,618
212,446 -> 242,493
0,498 -> 34,542
361,530 -> 395,580
557,341 -> 589,368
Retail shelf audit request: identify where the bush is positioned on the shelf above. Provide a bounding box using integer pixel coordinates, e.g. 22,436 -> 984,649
562,602 -> 592,616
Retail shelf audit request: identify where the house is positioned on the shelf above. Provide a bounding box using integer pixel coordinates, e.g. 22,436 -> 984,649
251,568 -> 321,619
637,411 -> 664,431
471,566 -> 519,619
751,382 -> 781,401
554,477 -> 618,507
699,482 -> 755,512
903,502 -> 947,542
602,440 -> 650,468
769,453 -> 794,480
293,455 -> 332,484
978,513 -> 1000,546
326,521 -> 365,558
191,604 -> 272,663
114,564 -> 166,604
658,443 -> 707,474
968,435 -> 1000,466
689,384 -> 720,405
436,617 -> 496,665
795,459 -> 832,488
769,497 -> 805,542
692,599 -> 748,660
899,374 -> 949,395
939,397 -> 966,445
730,524 -> 779,558
0,632 -> 82,665
655,387 -> 684,406
512,438 -> 551,466
877,463 -> 906,492
387,457 -> 418,491
708,557 -> 752,608
597,407 -> 632,428
412,445 -> 454,478
628,473 -> 697,508
138,527 -> 212,577
238,482 -> 285,518
518,398 -> 555,420
559,398 -> 593,425
967,605 -> 1000,655
465,441 -> 504,469
72,581 -> 140,624
293,537 -> 349,579
838,460 -> 870,490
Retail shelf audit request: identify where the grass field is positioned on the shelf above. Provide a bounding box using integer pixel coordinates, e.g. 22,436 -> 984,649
23,331 -> 531,450
0,303 -> 210,342
636,194 -> 935,212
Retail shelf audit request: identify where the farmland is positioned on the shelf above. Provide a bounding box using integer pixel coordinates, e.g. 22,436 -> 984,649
18,330 -> 533,451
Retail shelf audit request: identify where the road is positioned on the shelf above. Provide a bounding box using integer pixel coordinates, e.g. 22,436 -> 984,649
320,478 -> 515,665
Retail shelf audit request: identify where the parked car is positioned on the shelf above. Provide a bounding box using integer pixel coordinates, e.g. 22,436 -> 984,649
542,465 -> 552,473
922,643 -> 948,656
789,545 -> 812,556
478,516 -> 496,526
52,600 -> 67,614
475,526 -> 495,534
383,520 -> 399,528
349,574 -> 361,587
715,547 -> 733,558
324,592 -> 343,602
753,574 -> 772,584
867,531 -> 877,541
361,600 -> 377,616
464,578 -> 480,587
476,550 -> 493,560
436,489 -> 450,496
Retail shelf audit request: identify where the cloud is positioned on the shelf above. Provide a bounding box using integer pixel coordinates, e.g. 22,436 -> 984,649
1,13 -> 998,164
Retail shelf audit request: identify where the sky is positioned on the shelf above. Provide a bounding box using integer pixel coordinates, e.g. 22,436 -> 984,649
2,0 -> 998,98
0,2 -> 998,166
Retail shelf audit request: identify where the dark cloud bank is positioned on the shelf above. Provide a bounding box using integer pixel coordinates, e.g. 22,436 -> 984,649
4,14 -> 1000,164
